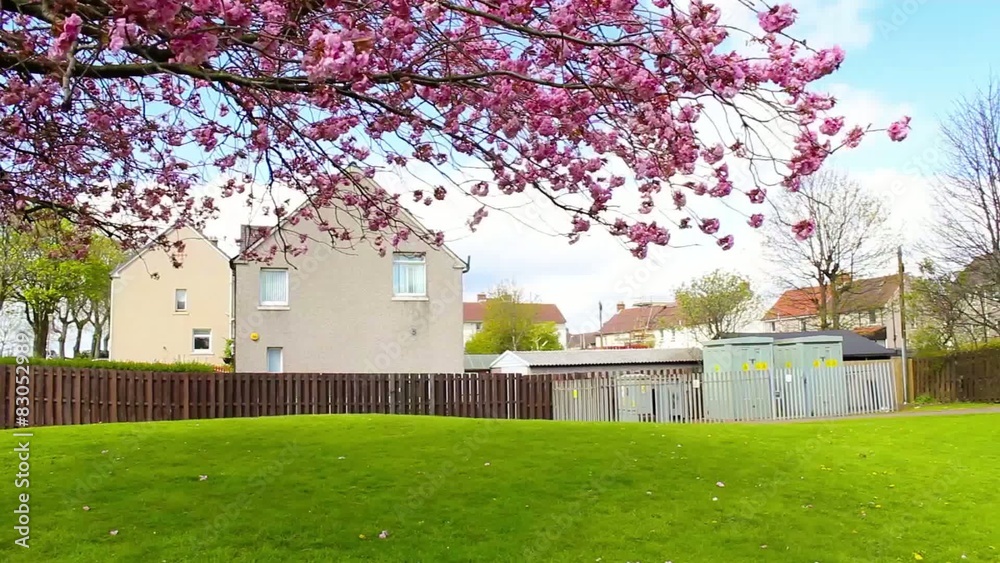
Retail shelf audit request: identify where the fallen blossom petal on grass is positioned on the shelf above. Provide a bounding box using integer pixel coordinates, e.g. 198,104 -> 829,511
109,530 -> 118,536
379,530 -> 389,539
716,481 -> 725,487
82,506 -> 90,511
199,475 -> 208,481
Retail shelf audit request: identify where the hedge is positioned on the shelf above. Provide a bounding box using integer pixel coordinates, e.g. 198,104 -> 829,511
0,357 -> 218,372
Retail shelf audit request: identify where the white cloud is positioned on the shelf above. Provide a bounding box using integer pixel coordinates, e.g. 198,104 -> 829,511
714,0 -> 875,50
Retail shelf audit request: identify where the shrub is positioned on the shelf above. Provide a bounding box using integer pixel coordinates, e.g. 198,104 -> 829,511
0,357 -> 217,372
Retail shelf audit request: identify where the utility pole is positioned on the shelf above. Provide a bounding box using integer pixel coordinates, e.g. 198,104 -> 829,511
598,302 -> 604,349
897,245 -> 909,403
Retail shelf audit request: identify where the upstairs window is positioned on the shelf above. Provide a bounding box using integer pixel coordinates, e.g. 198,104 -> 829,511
175,289 -> 188,312
259,269 -> 289,307
392,253 -> 427,297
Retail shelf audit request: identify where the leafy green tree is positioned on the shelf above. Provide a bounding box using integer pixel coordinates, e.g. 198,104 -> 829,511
0,223 -> 29,315
676,270 -> 757,340
464,283 -> 564,354
83,235 -> 125,357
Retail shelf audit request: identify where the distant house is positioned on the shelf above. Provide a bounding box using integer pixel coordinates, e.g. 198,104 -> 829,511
567,331 -> 599,350
463,293 -> 568,348
490,348 -> 702,375
109,225 -> 231,365
232,180 -> 466,374
762,275 -> 913,349
721,330 -> 895,361
597,302 -> 701,349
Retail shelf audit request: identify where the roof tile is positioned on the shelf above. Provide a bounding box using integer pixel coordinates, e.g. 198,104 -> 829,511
763,275 -> 902,320
463,302 -> 566,324
600,303 -> 684,334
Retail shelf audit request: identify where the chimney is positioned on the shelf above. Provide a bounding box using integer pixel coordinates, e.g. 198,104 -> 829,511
616,302 -> 625,313
477,293 -> 487,302
238,224 -> 253,253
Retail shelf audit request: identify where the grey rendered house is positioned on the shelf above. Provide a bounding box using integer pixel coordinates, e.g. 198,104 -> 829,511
231,196 -> 467,374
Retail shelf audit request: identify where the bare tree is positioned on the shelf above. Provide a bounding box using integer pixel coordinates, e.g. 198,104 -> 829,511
764,169 -> 895,329
920,79 -> 1000,342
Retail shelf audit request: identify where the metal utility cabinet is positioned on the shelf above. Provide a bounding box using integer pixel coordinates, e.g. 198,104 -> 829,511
701,337 -> 774,421
702,336 -> 775,373
773,335 -> 844,369
772,335 -> 848,418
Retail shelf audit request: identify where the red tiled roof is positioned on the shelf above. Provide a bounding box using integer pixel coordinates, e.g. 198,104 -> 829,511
600,303 -> 684,335
463,302 -> 566,324
853,325 -> 888,341
763,275 -> 901,320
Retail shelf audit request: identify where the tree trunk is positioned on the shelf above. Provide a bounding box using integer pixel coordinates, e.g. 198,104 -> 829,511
91,327 -> 102,357
72,322 -> 86,357
816,279 -> 830,329
830,287 -> 842,329
57,329 -> 68,358
30,315 -> 50,358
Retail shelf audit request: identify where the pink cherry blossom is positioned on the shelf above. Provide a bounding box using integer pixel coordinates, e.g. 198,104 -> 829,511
844,126 -> 866,148
792,218 -> 817,241
717,235 -> 735,251
758,4 -> 798,33
748,214 -> 765,228
700,218 -> 720,235
819,117 -> 845,136
48,13 -> 82,59
888,116 -> 911,142
0,0 -> 906,259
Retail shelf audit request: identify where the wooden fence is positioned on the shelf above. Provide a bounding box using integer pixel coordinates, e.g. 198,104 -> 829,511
911,348 -> 1000,402
0,367 -> 552,429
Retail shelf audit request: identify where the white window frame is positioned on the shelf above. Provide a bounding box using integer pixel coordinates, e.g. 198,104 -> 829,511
259,268 -> 289,308
175,289 -> 188,312
266,347 -> 284,373
192,329 -> 212,354
392,252 -> 427,298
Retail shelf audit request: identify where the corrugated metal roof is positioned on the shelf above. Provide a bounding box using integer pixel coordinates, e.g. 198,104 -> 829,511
721,331 -> 894,358
464,354 -> 500,370
498,348 -> 702,367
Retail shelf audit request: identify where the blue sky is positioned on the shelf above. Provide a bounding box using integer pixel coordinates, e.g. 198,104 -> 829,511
827,0 -> 1000,171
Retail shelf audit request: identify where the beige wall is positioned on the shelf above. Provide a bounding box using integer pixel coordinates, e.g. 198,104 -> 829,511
233,224 -> 464,374
109,227 -> 231,364
597,328 -> 702,349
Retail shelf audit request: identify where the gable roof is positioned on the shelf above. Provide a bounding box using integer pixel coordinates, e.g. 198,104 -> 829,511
236,175 -> 466,269
491,347 -> 702,368
721,330 -> 895,359
463,302 -> 566,324
464,354 -> 499,371
111,224 -> 230,278
962,252 -> 1000,285
600,303 -> 684,334
763,275 -> 902,320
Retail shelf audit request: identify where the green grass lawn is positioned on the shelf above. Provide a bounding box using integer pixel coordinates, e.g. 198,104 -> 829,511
2,414 -> 999,562
903,402 -> 1000,412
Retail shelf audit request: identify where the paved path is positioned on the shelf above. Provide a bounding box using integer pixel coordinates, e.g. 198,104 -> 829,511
750,405 -> 1000,423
